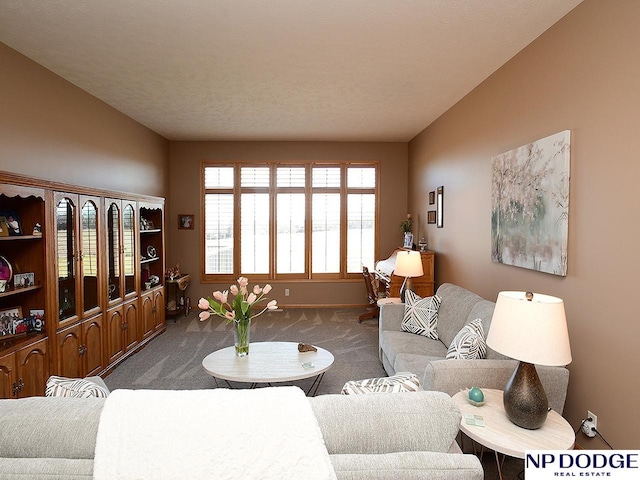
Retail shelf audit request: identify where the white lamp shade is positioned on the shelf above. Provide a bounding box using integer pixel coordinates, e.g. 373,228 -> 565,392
394,251 -> 424,278
486,291 -> 572,366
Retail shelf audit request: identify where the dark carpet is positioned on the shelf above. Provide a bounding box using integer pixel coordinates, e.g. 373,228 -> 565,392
103,307 -> 523,479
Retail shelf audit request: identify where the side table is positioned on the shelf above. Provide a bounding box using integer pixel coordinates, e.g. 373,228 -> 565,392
452,388 -> 574,480
165,274 -> 191,319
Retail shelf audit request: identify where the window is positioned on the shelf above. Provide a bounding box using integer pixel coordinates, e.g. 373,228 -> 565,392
202,163 -> 378,280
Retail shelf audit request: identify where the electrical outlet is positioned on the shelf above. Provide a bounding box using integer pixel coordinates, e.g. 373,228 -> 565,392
284,288 -> 290,296
587,410 -> 598,430
581,410 -> 597,438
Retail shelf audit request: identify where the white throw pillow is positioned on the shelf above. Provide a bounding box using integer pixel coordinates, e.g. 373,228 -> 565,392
401,290 -> 441,339
446,318 -> 487,360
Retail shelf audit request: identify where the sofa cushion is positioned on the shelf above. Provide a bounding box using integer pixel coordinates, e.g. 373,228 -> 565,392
329,452 -> 483,480
380,330 -> 448,367
310,391 -> 462,455
394,353 -> 443,378
435,284 -> 485,347
401,291 -> 441,339
0,397 -> 105,459
446,319 -> 487,360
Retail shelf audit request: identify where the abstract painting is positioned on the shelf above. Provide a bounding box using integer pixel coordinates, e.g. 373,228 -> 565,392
491,130 -> 570,276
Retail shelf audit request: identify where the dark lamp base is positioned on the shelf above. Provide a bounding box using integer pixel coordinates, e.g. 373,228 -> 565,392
503,361 -> 549,430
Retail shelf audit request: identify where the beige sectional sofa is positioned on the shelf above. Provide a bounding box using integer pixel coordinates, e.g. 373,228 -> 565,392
379,283 -> 570,413
0,389 -> 483,480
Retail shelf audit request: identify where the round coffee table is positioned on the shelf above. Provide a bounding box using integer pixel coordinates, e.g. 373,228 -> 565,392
202,341 -> 334,396
452,388 -> 574,480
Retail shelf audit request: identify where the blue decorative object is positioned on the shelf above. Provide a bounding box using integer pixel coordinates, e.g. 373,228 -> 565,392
469,387 -> 485,403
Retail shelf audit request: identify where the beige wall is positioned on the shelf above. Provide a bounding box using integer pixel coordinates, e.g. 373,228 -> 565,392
0,43 -> 169,197
168,141 -> 408,306
409,0 -> 639,448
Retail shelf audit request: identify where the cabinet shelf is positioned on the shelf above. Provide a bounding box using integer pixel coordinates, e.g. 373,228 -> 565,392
0,284 -> 42,298
141,257 -> 160,265
140,228 -> 162,234
0,235 -> 42,242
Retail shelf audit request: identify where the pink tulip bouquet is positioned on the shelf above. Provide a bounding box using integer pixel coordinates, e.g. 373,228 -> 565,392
198,277 -> 278,356
198,277 -> 278,324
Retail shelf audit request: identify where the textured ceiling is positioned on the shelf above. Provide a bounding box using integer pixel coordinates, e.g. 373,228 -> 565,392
0,1 -> 582,142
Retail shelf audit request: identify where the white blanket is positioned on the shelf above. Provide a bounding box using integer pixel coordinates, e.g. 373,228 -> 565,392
93,387 -> 336,480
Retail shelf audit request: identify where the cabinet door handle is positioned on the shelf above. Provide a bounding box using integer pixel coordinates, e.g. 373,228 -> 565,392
122,322 -> 128,331
79,345 -> 87,356
13,378 -> 25,396
152,306 -> 157,314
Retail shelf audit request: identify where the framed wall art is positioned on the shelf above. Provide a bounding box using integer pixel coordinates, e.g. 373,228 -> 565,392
436,186 -> 444,228
427,210 -> 436,224
178,214 -> 194,230
491,130 -> 570,276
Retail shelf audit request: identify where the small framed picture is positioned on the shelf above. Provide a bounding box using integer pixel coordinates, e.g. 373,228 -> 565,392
427,210 -> 436,224
428,191 -> 435,205
14,272 -> 35,289
0,211 -> 21,236
0,306 -> 22,337
28,309 -> 45,333
403,232 -> 414,249
178,214 -> 194,230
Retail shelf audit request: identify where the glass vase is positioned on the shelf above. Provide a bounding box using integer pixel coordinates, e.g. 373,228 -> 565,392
233,317 -> 251,357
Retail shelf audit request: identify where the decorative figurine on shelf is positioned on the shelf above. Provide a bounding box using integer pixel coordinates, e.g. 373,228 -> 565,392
32,223 -> 42,236
165,263 -> 180,280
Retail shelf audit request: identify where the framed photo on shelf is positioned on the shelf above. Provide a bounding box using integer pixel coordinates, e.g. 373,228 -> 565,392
0,306 -> 22,337
403,232 -> 414,249
178,214 -> 194,230
14,272 -> 35,289
28,309 -> 45,333
0,210 -> 21,236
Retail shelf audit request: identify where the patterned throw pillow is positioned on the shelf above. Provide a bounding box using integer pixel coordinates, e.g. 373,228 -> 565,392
446,318 -> 487,360
45,375 -> 110,398
341,372 -> 420,395
401,290 -> 442,339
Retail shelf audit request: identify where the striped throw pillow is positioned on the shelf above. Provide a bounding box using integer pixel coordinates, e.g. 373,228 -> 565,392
45,376 -> 110,398
401,290 -> 441,339
446,318 -> 487,360
341,372 -> 420,395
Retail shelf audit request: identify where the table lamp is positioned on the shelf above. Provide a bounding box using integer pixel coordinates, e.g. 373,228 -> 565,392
394,250 -> 423,302
486,291 -> 571,430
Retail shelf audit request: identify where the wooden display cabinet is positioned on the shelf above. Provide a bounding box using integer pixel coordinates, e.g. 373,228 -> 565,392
0,336 -> 48,398
141,288 -> 165,340
56,314 -> 104,378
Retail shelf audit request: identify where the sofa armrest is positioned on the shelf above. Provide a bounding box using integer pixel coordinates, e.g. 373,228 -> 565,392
379,303 -> 405,332
423,359 -> 570,414
330,452 -> 483,480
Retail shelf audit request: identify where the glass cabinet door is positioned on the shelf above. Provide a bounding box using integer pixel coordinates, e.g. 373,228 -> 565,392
81,199 -> 99,313
107,201 -> 121,302
123,203 -> 136,296
56,197 -> 77,322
